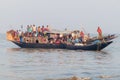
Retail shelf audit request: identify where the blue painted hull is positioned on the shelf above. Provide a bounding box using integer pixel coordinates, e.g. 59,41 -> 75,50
11,41 -> 113,51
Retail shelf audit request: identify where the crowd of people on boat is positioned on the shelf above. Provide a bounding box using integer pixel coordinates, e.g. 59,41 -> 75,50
7,24 -> 103,45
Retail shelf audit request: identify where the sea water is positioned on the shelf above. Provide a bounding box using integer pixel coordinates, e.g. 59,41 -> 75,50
0,34 -> 120,80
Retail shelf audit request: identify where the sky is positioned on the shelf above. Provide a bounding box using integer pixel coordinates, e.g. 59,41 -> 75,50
0,0 -> 120,34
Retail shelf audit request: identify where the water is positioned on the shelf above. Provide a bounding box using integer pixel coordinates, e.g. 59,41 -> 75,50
0,34 -> 120,80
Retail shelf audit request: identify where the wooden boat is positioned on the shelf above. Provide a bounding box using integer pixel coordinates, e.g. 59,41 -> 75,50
11,41 -> 113,51
6,29 -> 114,51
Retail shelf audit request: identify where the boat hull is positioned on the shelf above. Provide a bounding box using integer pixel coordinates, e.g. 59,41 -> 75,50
66,41 -> 112,51
11,41 -> 113,51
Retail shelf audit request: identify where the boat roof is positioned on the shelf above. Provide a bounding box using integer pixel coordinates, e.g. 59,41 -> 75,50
46,29 -> 72,34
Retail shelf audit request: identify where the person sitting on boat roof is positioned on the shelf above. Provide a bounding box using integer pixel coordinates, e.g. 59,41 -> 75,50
32,24 -> 37,33
44,25 -> 50,32
27,25 -> 30,32
37,26 -> 42,37
29,25 -> 33,33
41,25 -> 45,33
37,26 -> 41,34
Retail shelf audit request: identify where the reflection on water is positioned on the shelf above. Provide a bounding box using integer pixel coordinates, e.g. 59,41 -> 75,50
4,48 -> 119,80
6,48 -> 112,66
7,48 -> 110,54
7,48 -> 72,53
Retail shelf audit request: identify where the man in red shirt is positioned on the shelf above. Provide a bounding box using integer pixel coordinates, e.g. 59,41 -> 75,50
97,27 -> 102,39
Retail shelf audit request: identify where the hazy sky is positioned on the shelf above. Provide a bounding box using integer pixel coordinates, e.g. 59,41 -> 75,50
0,0 -> 120,33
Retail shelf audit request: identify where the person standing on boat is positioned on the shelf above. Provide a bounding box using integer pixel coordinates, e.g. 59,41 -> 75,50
97,26 -> 102,39
18,30 -> 23,42
79,31 -> 84,42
